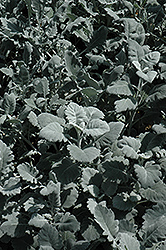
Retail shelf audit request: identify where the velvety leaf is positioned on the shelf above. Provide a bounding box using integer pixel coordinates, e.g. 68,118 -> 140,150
128,39 -> 145,62
17,163 -> 39,183
142,203 -> 166,244
115,98 -> 137,113
84,106 -> 104,120
105,7 -> 119,20
29,214 -> 48,228
101,179 -> 117,196
84,119 -> 110,137
103,65 -> 124,85
40,181 -> 61,196
57,212 -> 80,233
27,111 -> 39,127
102,160 -> 129,182
38,113 -> 64,128
0,177 -> 21,196
87,25 -> 108,51
123,18 -> 145,45
2,93 -> 16,115
0,211 -> 19,237
136,70 -> 157,83
38,223 -> 63,249
146,84 -> 166,102
23,41 -> 33,65
0,67 -> 13,77
67,144 -> 100,163
23,197 -> 45,213
62,183 -> 78,208
107,80 -> 133,96
0,140 -> 14,173
34,77 -> 50,97
39,122 -> 66,142
81,167 -> 99,192
53,158 -> 81,184
140,181 -> 166,202
82,224 -> 100,241
65,102 -> 87,128
117,232 -> 140,250
143,51 -> 160,67
90,202 -> 119,242
65,50 -> 82,77
134,161 -> 161,188
98,121 -> 124,147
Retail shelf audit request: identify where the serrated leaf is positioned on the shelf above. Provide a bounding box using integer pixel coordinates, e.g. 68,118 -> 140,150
57,212 -> 80,233
84,119 -> 110,137
98,122 -> 124,147
67,144 -> 100,163
0,177 -> 21,196
38,223 -> 63,249
146,84 -> 166,102
134,161 -> 161,188
136,70 -> 157,83
0,140 -> 14,173
107,80 -> 133,96
62,183 -> 78,208
103,161 -> 129,182
115,98 -> 137,113
117,232 -> 140,250
23,197 -> 45,213
40,181 -> 61,196
143,51 -> 160,67
128,39 -> 145,62
87,25 -> 108,51
2,93 -> 16,115
0,67 -> 13,77
90,203 -> 119,242
84,106 -> 104,120
81,167 -> 99,192
39,122 -> 66,142
0,211 -> 19,237
101,179 -> 117,196
27,111 -> 39,127
38,113 -> 64,128
53,158 -> 81,184
29,214 -> 48,228
65,50 -> 82,77
140,181 -> 166,202
65,102 -> 87,127
17,163 -> 39,183
82,224 -> 100,241
142,203 -> 166,245
34,77 -> 50,97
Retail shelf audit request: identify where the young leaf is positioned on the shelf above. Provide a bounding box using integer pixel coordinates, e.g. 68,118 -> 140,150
65,50 -> 82,77
27,111 -> 39,127
17,163 -> 39,184
136,70 -> 157,83
82,224 -> 100,241
38,223 -> 63,249
39,122 -> 66,142
67,144 -> 100,163
84,106 -> 104,120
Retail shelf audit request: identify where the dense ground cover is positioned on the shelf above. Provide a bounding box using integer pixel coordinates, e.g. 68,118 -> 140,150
0,0 -> 166,249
